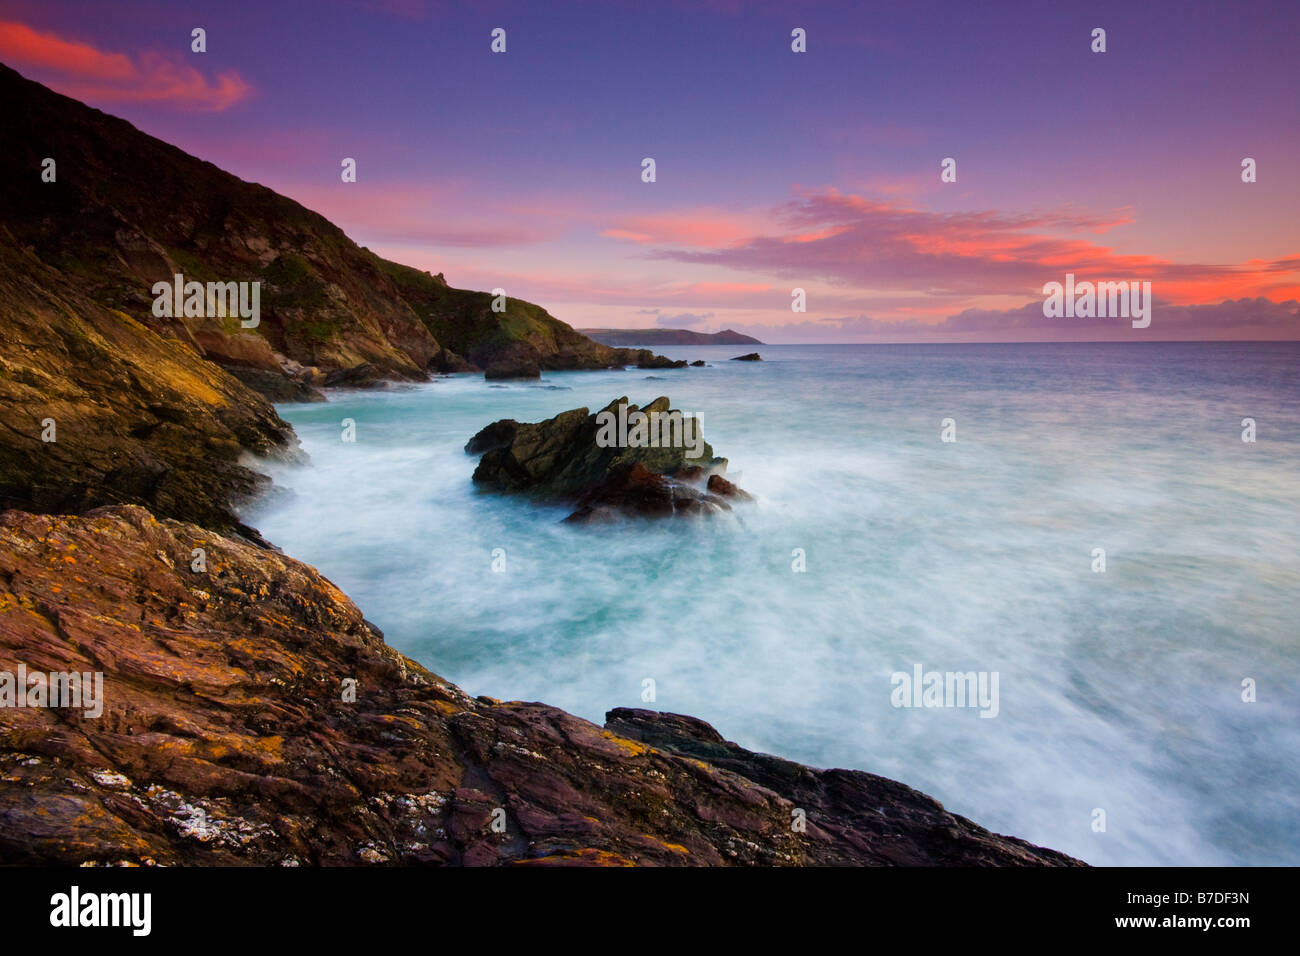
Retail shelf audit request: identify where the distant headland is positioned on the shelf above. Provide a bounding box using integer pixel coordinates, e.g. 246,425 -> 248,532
579,328 -> 764,347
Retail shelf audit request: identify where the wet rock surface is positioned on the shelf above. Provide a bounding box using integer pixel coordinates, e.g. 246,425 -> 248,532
0,507 -> 1082,866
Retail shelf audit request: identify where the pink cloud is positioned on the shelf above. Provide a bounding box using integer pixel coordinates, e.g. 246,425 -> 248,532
281,183 -> 557,248
368,254 -> 779,311
652,189 -> 1300,304
722,298 -> 1300,344
0,20 -> 251,111
601,209 -> 772,248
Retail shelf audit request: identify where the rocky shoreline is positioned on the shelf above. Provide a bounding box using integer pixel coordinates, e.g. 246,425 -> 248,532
0,361 -> 1084,864
0,62 -> 1083,866
0,508 -> 1079,866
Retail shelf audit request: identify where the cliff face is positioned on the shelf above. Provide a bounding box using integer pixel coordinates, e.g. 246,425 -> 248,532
0,63 -> 666,394
0,228 -> 296,538
0,507 -> 1080,866
380,259 -> 678,378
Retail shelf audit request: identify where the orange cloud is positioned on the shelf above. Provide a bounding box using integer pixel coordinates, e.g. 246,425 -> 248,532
0,20 -> 251,111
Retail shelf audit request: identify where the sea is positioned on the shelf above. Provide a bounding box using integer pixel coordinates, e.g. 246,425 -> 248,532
245,341 -> 1300,866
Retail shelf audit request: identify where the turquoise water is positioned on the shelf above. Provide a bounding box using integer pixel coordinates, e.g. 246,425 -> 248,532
246,342 -> 1300,866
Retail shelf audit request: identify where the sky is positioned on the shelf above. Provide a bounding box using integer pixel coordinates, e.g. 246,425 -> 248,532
2,0 -> 1297,342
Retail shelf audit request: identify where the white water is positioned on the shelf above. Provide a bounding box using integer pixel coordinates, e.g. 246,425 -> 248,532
245,342 -> 1300,866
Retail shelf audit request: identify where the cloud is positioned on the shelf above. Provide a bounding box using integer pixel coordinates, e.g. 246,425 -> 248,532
0,20 -> 252,111
281,183 -> 556,248
601,209 -> 769,248
650,189 -> 1300,303
723,298 -> 1300,343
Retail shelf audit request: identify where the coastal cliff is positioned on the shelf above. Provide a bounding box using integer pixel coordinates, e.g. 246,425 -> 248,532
0,63 -> 676,395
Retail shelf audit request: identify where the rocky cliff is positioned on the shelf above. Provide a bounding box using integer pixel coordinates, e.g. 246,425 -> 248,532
0,226 -> 296,538
0,63 -> 675,395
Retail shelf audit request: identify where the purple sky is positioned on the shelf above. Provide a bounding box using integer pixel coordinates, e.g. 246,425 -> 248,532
2,0 -> 1297,341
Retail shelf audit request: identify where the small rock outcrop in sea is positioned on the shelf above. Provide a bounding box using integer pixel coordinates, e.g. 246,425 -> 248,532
465,397 -> 753,521
0,506 -> 1084,867
430,348 -> 480,374
483,343 -> 543,380
731,352 -> 762,361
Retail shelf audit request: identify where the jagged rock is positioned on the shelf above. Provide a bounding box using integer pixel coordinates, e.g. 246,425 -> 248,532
464,419 -> 521,455
226,367 -> 326,403
731,352 -> 763,361
633,352 -> 689,369
0,506 -> 1083,867
564,462 -> 733,523
707,473 -> 753,500
483,345 -> 542,381
430,349 -> 479,374
322,363 -> 385,388
466,397 -> 748,520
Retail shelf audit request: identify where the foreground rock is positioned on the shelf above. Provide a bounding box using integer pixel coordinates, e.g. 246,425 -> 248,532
0,506 -> 1082,867
731,352 -> 763,361
466,397 -> 753,521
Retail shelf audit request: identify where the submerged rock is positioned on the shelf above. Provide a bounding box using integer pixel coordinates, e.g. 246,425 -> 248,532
731,352 -> 762,361
0,506 -> 1084,867
466,397 -> 750,520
